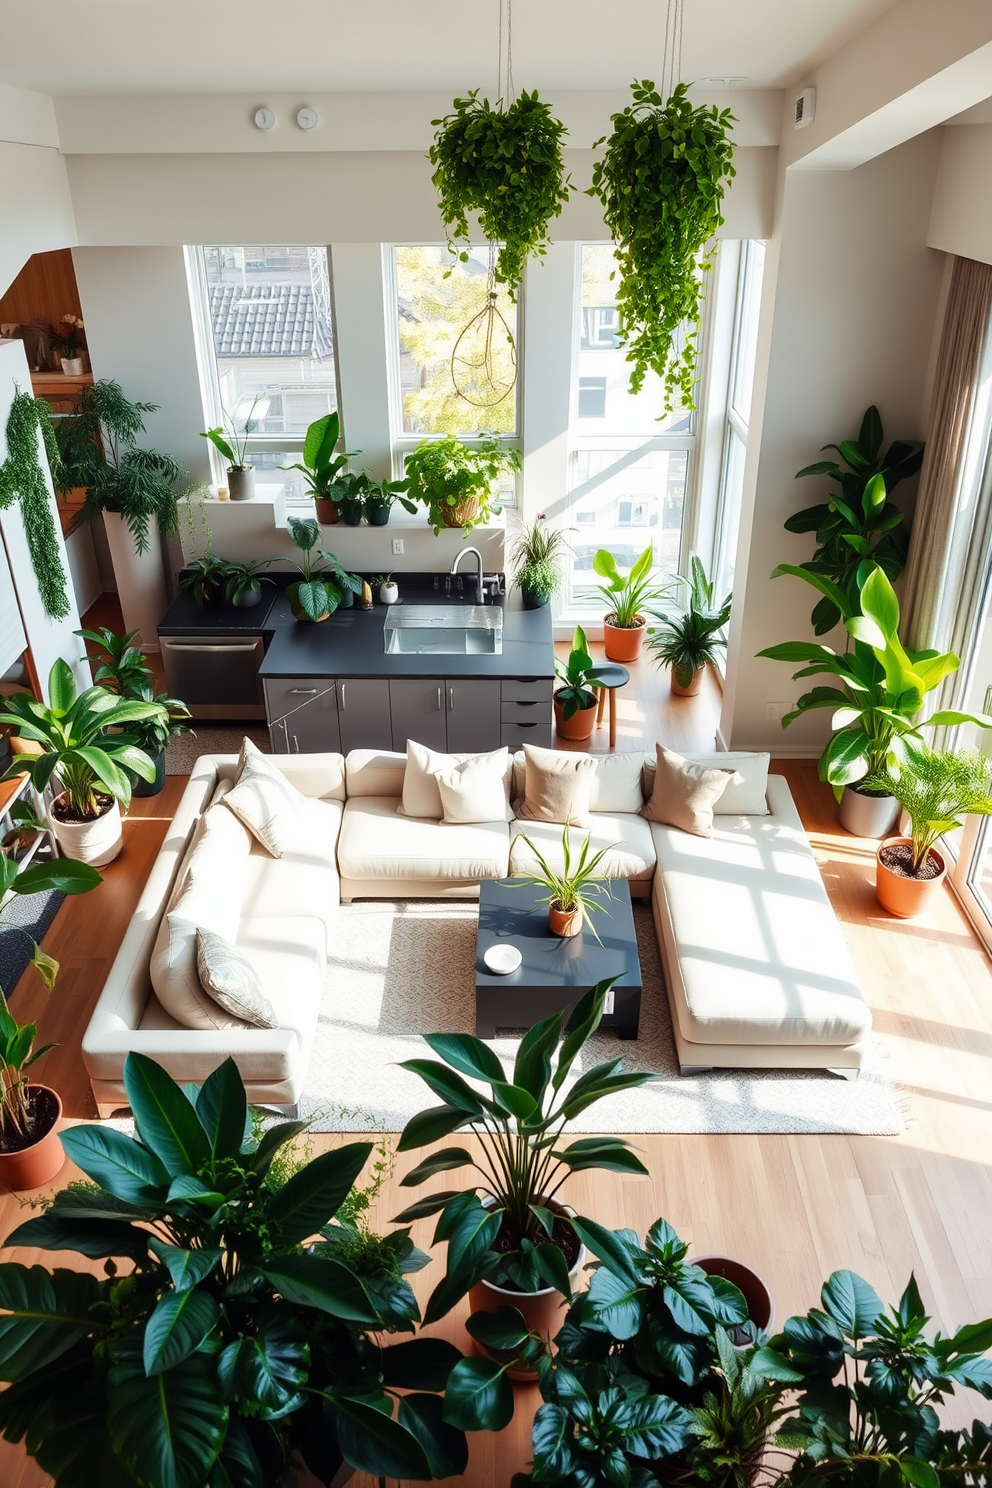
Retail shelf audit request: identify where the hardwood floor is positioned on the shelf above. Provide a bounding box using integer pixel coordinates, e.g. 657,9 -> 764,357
1,643 -> 991,1486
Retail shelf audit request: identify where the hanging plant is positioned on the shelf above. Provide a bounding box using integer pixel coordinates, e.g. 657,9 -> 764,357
429,89 -> 572,297
0,389 -> 70,620
588,80 -> 736,409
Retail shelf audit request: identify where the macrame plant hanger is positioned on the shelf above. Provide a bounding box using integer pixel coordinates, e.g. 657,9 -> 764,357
449,0 -> 519,409
661,0 -> 685,102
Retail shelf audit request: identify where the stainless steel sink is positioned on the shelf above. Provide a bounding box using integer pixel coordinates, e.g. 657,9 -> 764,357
384,604 -> 503,655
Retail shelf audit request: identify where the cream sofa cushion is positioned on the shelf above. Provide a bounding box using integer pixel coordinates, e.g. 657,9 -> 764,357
401,740 -> 512,820
196,929 -> 277,1029
338,797 -> 510,881
588,752 -> 645,814
345,749 -> 407,799
437,751 -> 513,824
643,750 -> 770,816
510,812 -> 656,883
641,746 -> 734,837
224,739 -> 307,857
239,797 -> 341,943
515,745 -> 597,827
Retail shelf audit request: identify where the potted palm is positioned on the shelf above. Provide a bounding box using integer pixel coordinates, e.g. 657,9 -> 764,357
201,394 -> 261,501
404,434 -> 520,534
868,743 -> 992,918
0,658 -> 164,865
281,410 -> 360,524
393,981 -> 651,1379
0,851 -> 102,1190
648,555 -> 732,695
554,625 -> 600,741
0,1053 -> 475,1485
223,556 -> 274,609
511,518 -> 570,609
285,516 -> 362,622
513,822 -> 613,938
593,544 -> 669,662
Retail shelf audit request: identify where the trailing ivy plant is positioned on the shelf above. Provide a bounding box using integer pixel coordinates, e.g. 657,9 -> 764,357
588,80 -> 736,410
429,89 -> 572,296
0,388 -> 70,619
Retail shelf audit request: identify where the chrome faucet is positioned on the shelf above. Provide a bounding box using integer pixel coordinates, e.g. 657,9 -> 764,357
450,546 -> 485,605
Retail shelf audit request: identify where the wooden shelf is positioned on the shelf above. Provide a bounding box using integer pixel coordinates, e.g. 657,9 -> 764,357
30,371 -> 92,398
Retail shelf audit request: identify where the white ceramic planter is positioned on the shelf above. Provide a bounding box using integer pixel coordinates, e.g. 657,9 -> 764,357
379,581 -> 399,604
102,511 -> 168,650
838,786 -> 899,838
49,795 -> 123,866
60,357 -> 84,376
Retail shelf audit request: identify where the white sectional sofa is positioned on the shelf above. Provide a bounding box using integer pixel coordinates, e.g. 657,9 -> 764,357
82,744 -> 871,1116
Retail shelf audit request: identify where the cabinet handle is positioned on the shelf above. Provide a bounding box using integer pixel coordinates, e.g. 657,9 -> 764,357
339,683 -> 346,710
437,686 -> 443,711
290,688 -> 317,695
448,686 -> 454,711
291,733 -> 300,753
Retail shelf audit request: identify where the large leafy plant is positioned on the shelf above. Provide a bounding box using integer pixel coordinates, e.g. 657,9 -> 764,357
785,405 -> 923,635
0,657 -> 163,817
588,81 -> 736,409
404,434 -> 520,535
0,388 -> 70,619
429,90 -> 572,296
78,625 -> 191,757
57,379 -> 188,554
868,742 -> 992,876
284,516 -> 361,622
757,567 -> 990,794
394,983 -> 651,1317
593,544 -> 669,630
281,411 -> 358,503
0,1054 -> 472,1487
554,625 -> 598,719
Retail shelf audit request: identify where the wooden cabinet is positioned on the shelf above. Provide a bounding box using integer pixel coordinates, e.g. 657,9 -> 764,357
264,678 -> 340,754
388,677 -> 501,753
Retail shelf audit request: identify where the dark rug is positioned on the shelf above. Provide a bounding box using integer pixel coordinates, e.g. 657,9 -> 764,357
166,725 -> 271,775
0,887 -> 65,1001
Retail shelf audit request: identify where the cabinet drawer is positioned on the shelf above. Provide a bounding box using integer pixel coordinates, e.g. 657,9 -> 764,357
501,722 -> 553,750
501,700 -> 552,724
501,677 -> 554,704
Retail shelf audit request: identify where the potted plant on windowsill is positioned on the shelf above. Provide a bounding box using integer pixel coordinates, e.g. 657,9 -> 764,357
0,851 -> 102,1190
393,981 -> 651,1383
510,517 -> 570,610
363,476 -> 416,526
0,658 -> 164,865
554,625 -> 600,741
593,543 -> 670,662
285,516 -> 362,622
0,1053 -> 475,1486
282,410 -> 360,524
201,394 -> 262,502
647,554 -> 731,696
223,556 -> 275,609
513,822 -> 613,938
868,742 -> 992,918
404,434 -> 520,535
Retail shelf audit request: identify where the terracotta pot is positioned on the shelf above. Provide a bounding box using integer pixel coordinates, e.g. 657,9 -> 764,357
314,497 -> 339,524
0,1086 -> 64,1191
875,836 -> 946,918
227,466 -> 255,502
690,1254 -> 775,1341
670,664 -> 703,697
442,495 -> 481,529
549,903 -> 582,938
49,793 -> 122,866
469,1200 -> 585,1381
839,785 -> 900,838
554,693 -> 597,741
604,614 -> 646,662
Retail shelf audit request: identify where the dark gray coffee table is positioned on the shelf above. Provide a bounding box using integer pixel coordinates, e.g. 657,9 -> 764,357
475,879 -> 642,1039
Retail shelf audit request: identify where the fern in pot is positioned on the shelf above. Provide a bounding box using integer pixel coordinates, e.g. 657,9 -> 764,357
393,981 -> 651,1383
404,434 -> 520,534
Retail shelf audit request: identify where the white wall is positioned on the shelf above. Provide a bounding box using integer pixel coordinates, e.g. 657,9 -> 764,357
721,129 -> 947,753
0,143 -> 76,299
928,123 -> 992,265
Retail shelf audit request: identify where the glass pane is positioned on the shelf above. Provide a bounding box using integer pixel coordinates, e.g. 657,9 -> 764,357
235,449 -> 312,505
965,815 -> 992,935
565,447 -> 687,608
202,245 -> 337,431
730,240 -> 765,425
579,245 -> 692,435
393,246 -> 517,436
715,425 -> 747,596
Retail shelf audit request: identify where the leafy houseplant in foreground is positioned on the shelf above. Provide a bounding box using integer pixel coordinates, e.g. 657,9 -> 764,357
78,625 -> 192,795
0,388 -> 70,619
513,822 -> 613,939
429,89 -> 572,296
785,404 -> 923,635
588,81 -> 736,410
554,625 -> 600,741
0,1053 -> 472,1487
593,544 -> 670,662
647,554 -> 731,695
404,433 -> 520,535
284,516 -> 362,622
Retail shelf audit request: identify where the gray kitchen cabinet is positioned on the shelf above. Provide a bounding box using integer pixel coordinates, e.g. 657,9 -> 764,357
264,678 -> 340,754
444,678 -> 502,753
389,678 -> 448,752
335,678 -> 393,753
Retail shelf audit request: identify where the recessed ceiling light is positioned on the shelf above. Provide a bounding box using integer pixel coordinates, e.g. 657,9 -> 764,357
699,77 -> 750,85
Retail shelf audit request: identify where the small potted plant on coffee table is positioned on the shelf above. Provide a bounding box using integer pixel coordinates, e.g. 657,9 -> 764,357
514,821 -> 613,938
554,625 -> 600,741
593,543 -> 670,662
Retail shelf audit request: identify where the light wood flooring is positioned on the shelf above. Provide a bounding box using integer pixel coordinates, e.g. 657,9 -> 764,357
1,641 -> 991,1486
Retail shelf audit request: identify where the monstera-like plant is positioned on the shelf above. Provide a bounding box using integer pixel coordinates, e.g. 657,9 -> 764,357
0,1054 -> 471,1487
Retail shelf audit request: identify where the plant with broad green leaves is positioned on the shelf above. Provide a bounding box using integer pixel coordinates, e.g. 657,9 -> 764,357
867,743 -> 992,876
178,552 -> 229,604
513,823 -> 614,939
757,566 -> 992,795
0,1053 -> 474,1487
593,544 -> 670,630
785,405 -> 923,635
222,557 -> 275,606
285,516 -> 362,622
404,434 -> 520,535
281,410 -> 360,503
0,657 -> 164,817
587,81 -> 736,410
200,393 -> 261,472
554,625 -> 599,719
429,89 -> 572,297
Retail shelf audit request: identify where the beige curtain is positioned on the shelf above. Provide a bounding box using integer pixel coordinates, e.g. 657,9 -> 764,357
902,254 -> 992,652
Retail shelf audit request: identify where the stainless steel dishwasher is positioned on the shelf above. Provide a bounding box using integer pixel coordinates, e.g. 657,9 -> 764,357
160,633 -> 267,720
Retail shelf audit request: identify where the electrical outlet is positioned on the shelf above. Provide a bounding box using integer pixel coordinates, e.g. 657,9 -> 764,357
765,702 -> 790,721
392,538 -> 404,555
603,988 -> 615,1015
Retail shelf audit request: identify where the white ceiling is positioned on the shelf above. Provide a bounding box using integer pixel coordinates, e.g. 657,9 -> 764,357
0,0 -> 900,95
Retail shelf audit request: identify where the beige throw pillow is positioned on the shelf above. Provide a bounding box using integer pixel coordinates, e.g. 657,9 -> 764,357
436,750 -> 512,824
400,740 -> 511,820
196,929 -> 277,1029
515,744 -> 597,827
641,744 -> 734,837
223,738 -> 306,857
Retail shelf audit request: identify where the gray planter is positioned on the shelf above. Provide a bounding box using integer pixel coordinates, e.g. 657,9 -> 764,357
227,466 -> 255,501
838,784 -> 899,838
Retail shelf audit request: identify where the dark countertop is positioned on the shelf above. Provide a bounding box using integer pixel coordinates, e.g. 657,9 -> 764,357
157,588 -> 280,634
259,580 -> 554,680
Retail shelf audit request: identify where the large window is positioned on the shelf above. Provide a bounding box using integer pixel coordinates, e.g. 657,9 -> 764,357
187,244 -> 339,505
713,240 -> 765,597
563,245 -> 694,612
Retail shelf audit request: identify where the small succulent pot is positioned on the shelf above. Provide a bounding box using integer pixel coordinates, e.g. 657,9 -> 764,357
227,466 -> 255,502
690,1254 -> 775,1343
603,614 -> 646,662
379,581 -> 399,604
442,495 -> 481,529
554,692 -> 597,742
839,785 -> 900,838
340,498 -> 364,526
0,1086 -> 65,1191
875,836 -> 946,918
670,663 -> 704,697
49,792 -> 122,867
549,903 -> 582,938
314,497 -> 339,525
131,751 -> 166,798
366,500 -> 391,527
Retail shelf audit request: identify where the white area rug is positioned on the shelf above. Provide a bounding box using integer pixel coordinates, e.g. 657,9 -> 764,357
301,901 -> 901,1136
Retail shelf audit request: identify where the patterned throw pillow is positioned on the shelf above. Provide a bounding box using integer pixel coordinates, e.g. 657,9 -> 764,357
195,928 -> 278,1029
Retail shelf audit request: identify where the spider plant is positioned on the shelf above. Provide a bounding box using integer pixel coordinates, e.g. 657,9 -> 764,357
511,518 -> 571,605
513,822 -> 614,938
